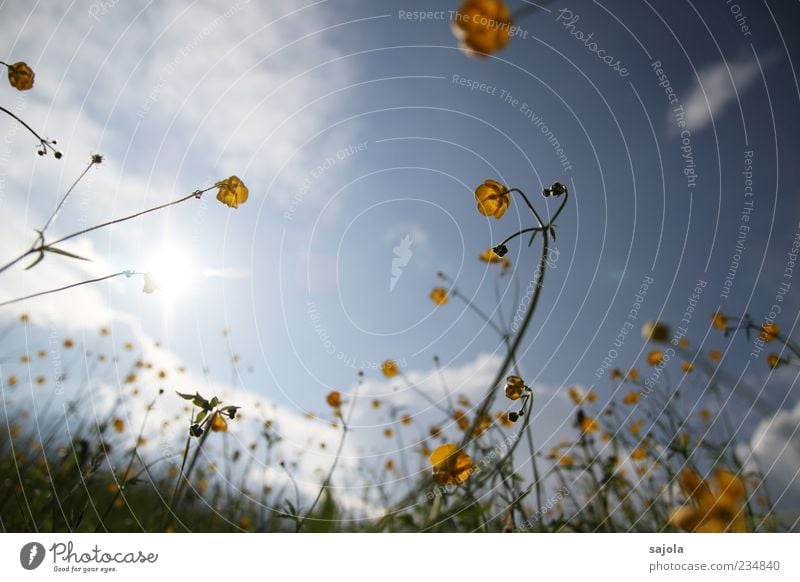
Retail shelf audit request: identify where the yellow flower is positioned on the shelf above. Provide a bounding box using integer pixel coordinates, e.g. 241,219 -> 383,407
631,447 -> 647,461
626,368 -> 639,381
568,386 -> 582,405
681,361 -> 695,373
63,338 -> 74,349
585,390 -> 597,403
6,61 -> 34,91
386,459 -> 395,472
211,414 -> 228,432
325,390 -> 342,408
430,287 -> 448,306
401,414 -> 412,425
709,349 -> 721,362
371,399 -> 381,409
215,175 -> 249,208
623,391 -> 639,405
759,322 -> 779,343
429,425 -> 442,438
670,469 -> 747,532
580,416 -> 599,433
610,368 -> 623,380
113,418 -> 125,433
381,359 -> 399,378
641,320 -> 670,342
473,413 -> 492,437
767,353 -> 783,369
678,338 -> 689,348
712,311 -> 728,330
384,428 -> 393,438
558,454 -> 574,468
7,375 -> 17,387
452,0 -> 513,57
474,179 -> 510,219
629,420 -> 645,436
453,410 -> 470,431
429,444 -> 473,485
496,411 -> 514,428
478,247 -> 511,268
504,375 -> 525,400
647,350 -> 663,366
35,375 -> 46,385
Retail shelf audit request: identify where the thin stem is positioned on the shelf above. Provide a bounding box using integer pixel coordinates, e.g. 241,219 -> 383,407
0,105 -> 60,156
451,289 -> 508,339
507,189 -> 545,229
41,160 -> 96,234
0,270 -> 131,308
512,0 -> 553,22
498,227 -> 542,248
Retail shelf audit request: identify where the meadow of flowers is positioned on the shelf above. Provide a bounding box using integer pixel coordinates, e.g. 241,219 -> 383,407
1,1 -> 798,534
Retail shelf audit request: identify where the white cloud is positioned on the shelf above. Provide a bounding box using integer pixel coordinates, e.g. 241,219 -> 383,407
681,51 -> 779,133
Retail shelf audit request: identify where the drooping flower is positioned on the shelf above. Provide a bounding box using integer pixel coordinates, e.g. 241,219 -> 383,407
474,179 -> 510,219
504,375 -> 525,400
759,322 -> 779,343
452,1 -> 513,58
767,353 -> 783,369
430,443 -> 473,485
642,320 -> 670,342
6,61 -> 34,91
215,175 -> 249,208
479,247 -> 511,268
430,287 -> 448,306
670,469 -> 747,532
211,413 -> 228,432
381,359 -> 399,378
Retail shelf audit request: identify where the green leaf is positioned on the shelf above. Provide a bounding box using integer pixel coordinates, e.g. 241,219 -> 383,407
194,410 -> 207,424
43,246 -> 90,261
25,252 -> 45,270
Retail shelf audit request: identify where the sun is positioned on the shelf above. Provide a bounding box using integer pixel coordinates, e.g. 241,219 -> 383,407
145,246 -> 193,299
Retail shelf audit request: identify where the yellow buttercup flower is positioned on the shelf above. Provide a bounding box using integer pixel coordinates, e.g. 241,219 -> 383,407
558,454 -> 574,468
112,418 -> 125,433
479,247 -> 511,268
215,175 -> 249,208
453,410 -> 470,431
712,311 -> 728,330
631,447 -> 647,461
384,428 -> 393,438
504,375 -> 525,400
629,420 -> 645,436
647,350 -> 663,366
6,61 -> 34,91
430,287 -> 448,306
623,391 -> 639,405
670,469 -> 747,532
474,179 -> 510,219
709,349 -> 721,362
452,0 -> 513,58
381,359 -> 399,378
580,416 -> 599,434
681,361 -> 695,373
326,390 -> 342,408
760,322 -> 779,343
211,414 -> 228,432
430,443 -> 473,485
401,414 -> 412,425
627,368 -> 640,381
767,353 -> 783,369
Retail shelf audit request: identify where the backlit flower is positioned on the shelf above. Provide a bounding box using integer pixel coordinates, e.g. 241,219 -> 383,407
479,247 -> 511,268
211,414 -> 228,432
767,353 -> 783,369
381,360 -> 399,378
474,179 -> 510,219
113,418 -> 125,433
142,272 -> 160,294
384,428 -> 393,438
7,61 -> 34,91
759,322 -> 779,343
430,287 -> 448,306
453,410 -> 470,431
709,349 -> 721,362
681,361 -> 695,373
504,375 -> 525,400
452,0 -> 513,58
401,414 -> 412,425
627,368 -> 639,381
7,375 -> 18,387
581,416 -> 599,433
629,420 -> 644,436
631,447 -> 647,461
215,175 -> 248,208
430,443 -> 473,485
670,469 -> 747,532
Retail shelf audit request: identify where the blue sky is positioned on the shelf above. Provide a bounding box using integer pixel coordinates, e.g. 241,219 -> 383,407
2,1 -> 800,517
